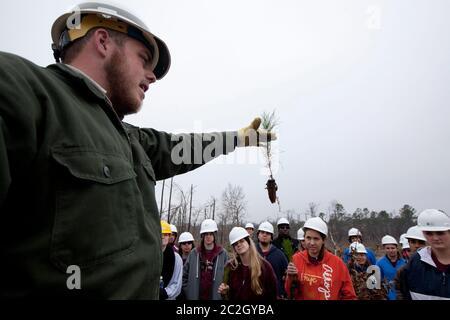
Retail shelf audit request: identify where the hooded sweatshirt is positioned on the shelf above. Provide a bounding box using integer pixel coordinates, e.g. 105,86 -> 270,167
285,250 -> 356,300
182,244 -> 228,300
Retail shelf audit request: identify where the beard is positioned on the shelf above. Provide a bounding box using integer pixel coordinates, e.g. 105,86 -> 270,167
104,49 -> 142,118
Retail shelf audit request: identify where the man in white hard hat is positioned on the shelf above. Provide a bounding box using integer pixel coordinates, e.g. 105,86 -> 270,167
175,231 -> 194,300
178,232 -> 195,265
342,228 -> 377,265
399,234 -> 411,262
0,2 -> 276,299
395,226 -> 427,300
245,223 -> 255,236
376,235 -> 406,300
405,226 -> 427,254
272,218 -> 299,261
255,221 -> 288,299
398,209 -> 450,300
297,228 -> 305,251
182,219 -> 228,300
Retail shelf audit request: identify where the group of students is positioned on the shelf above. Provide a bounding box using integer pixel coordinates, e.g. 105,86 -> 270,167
159,208 -> 450,300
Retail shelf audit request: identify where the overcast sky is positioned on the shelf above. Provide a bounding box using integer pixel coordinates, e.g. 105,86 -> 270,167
2,0 -> 449,224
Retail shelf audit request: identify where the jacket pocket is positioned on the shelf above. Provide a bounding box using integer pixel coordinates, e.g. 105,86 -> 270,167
142,161 -> 156,184
50,147 -> 138,271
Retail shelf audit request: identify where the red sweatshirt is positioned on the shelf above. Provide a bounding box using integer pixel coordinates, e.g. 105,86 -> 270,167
285,250 -> 356,300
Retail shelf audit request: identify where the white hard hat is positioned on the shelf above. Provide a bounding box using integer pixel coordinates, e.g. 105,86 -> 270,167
348,228 -> 362,237
178,232 -> 194,243
51,2 -> 171,79
258,221 -> 274,234
417,209 -> 450,232
349,242 -> 367,254
405,226 -> 426,242
303,217 -> 328,237
297,228 -> 305,241
400,238 -> 410,249
381,235 -> 398,246
229,227 -> 249,246
399,233 -> 407,244
170,224 -> 178,233
245,223 -> 255,229
200,219 -> 218,234
277,218 -> 290,226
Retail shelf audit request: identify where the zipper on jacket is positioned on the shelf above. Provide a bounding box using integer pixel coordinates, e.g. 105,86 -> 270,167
196,252 -> 200,279
213,254 -> 220,281
443,272 -> 447,286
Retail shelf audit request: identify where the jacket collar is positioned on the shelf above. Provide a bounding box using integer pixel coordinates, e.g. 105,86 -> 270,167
47,63 -> 128,132
418,246 -> 437,268
47,63 -> 109,102
65,64 -> 107,96
300,248 -> 332,265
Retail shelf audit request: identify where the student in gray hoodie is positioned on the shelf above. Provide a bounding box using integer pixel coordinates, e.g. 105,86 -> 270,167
182,219 -> 228,300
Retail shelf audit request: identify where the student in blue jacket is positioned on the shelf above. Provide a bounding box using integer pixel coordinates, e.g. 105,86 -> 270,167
376,235 -> 406,300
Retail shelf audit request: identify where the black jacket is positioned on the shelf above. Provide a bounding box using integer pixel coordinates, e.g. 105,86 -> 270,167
257,244 -> 289,297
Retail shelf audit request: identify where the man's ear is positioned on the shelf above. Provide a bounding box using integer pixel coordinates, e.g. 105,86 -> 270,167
92,29 -> 112,58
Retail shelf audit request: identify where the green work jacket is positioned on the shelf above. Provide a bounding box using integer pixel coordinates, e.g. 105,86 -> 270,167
0,52 -> 236,299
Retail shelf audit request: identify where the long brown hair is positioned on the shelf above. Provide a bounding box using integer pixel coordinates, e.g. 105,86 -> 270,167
230,237 -> 264,295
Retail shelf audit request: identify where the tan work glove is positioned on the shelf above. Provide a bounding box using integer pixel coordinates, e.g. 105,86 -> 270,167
237,117 -> 277,147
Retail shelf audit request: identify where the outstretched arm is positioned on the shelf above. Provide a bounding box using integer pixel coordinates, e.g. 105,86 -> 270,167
137,117 -> 277,181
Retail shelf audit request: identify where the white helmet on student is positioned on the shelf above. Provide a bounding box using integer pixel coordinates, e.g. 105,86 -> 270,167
417,209 -> 450,232
178,232 -> 194,243
277,218 -> 290,226
170,224 -> 178,233
399,233 -> 407,244
303,217 -> 328,237
229,227 -> 249,245
200,219 -> 218,234
348,228 -> 362,238
400,237 -> 410,249
258,221 -> 274,234
405,226 -> 426,242
349,242 -> 367,254
245,223 -> 255,229
381,235 -> 398,246
297,228 -> 305,241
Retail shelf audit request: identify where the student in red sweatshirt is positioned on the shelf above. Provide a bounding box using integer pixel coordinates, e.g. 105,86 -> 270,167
285,217 -> 356,300
218,227 -> 277,301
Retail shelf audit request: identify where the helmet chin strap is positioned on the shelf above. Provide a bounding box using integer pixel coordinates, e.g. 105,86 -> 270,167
52,44 -> 62,63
